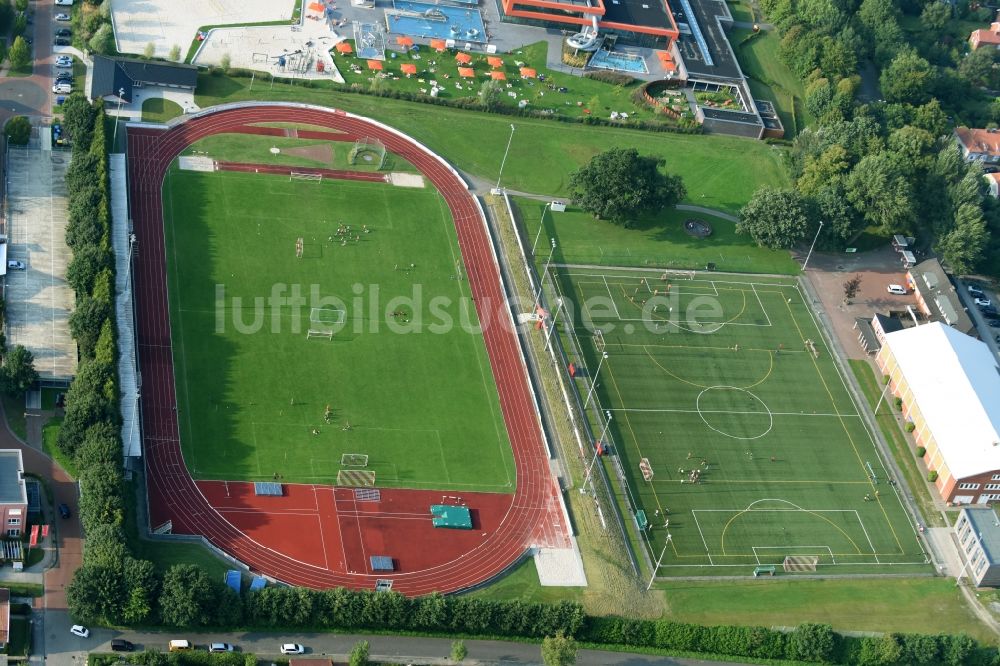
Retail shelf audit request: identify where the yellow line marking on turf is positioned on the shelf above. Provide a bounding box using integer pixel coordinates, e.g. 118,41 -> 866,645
781,297 -> 905,554
720,506 -> 866,556
642,346 -> 774,390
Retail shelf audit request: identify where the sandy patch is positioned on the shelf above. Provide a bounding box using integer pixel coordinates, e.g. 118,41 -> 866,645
389,172 -> 426,188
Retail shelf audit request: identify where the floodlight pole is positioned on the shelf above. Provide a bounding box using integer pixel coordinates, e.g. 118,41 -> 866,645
646,533 -> 672,591
495,123 -> 515,192
532,238 -> 557,309
583,351 -> 609,411
531,202 -> 552,256
802,220 -> 824,271
543,296 -> 563,352
873,374 -> 894,415
112,87 -> 126,151
581,410 -> 612,490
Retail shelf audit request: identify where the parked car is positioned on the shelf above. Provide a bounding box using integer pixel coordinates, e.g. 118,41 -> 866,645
55,95 -> 67,106
209,643 -> 234,653
989,320 -> 1000,329
7,260 -> 25,270
280,644 -> 305,655
54,37 -> 70,46
55,12 -> 70,20
52,83 -> 71,93
887,284 -> 908,295
975,297 -> 992,308
70,625 -> 90,638
981,305 -> 998,316
55,0 -> 74,5
111,639 -> 135,652
58,503 -> 71,518
168,640 -> 193,652
54,28 -> 71,37
968,285 -> 986,297
55,61 -> 72,69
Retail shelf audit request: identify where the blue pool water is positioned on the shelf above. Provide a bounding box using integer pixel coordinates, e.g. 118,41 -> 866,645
386,0 -> 487,42
589,49 -> 648,74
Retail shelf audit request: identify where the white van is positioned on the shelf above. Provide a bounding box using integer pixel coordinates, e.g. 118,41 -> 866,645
887,284 -> 908,295
168,640 -> 193,652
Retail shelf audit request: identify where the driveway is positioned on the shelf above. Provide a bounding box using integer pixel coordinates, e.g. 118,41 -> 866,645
0,0 -> 56,126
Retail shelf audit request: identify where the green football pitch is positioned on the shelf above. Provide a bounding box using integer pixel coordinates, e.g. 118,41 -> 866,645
161,164 -> 514,491
553,267 -> 929,575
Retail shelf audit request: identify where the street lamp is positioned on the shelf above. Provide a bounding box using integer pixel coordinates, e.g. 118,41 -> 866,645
531,202 -> 552,256
532,238 -> 557,309
494,123 -> 516,193
583,351 -> 608,410
582,410 -> 612,489
802,220 -> 824,271
543,296 -> 563,352
112,87 -> 126,152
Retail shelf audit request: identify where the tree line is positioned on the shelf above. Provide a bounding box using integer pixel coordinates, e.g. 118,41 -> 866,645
736,0 -> 1000,274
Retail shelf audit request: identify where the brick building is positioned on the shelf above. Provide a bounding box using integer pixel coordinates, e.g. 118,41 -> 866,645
875,322 -> 1000,505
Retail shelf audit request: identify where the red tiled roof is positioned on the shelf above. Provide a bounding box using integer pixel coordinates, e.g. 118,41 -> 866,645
971,28 -> 1000,45
955,127 -> 1000,157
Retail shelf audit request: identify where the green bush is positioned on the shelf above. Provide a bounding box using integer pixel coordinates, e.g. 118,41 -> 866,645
928,470 -> 938,482
4,116 -> 30,145
916,446 -> 926,457
905,422 -> 916,433
894,396 -> 903,411
583,70 -> 636,86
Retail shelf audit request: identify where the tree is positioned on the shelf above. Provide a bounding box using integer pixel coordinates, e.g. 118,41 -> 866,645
169,44 -> 181,62
450,639 -> 468,662
858,632 -> 902,666
89,24 -> 115,55
478,80 -> 504,109
1,345 -> 37,395
69,295 -> 112,359
62,95 -> 98,144
158,564 -> 219,627
940,633 -> 975,666
66,564 -> 126,624
122,558 -> 159,625
541,632 -> 577,666
15,0 -> 28,12
13,13 -> 26,37
919,1 -> 951,31
8,36 -> 30,70
569,148 -> 686,226
4,116 -> 30,145
846,152 -> 915,233
843,274 -> 862,303
958,47 -> 999,89
736,187 -> 810,249
144,42 -> 155,59
787,623 -> 835,662
67,243 -> 111,295
937,204 -> 988,274
348,640 -> 370,666
880,50 -> 933,105
220,53 -> 232,73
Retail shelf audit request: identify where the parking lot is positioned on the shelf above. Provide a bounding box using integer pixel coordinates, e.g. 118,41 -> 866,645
4,137 -> 77,382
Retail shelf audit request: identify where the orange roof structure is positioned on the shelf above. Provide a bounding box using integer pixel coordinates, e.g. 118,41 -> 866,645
656,50 -> 677,72
490,70 -> 506,80
335,41 -> 354,54
955,126 -> 1000,158
430,38 -> 447,51
487,56 -> 504,68
519,67 -> 537,78
367,59 -> 384,70
401,63 -> 417,74
970,23 -> 1000,48
455,52 -> 472,64
308,1 -> 326,11
458,67 -> 475,78
396,35 -> 414,47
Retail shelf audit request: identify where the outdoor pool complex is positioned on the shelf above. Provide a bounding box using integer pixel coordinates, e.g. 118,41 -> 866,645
589,49 -> 648,73
386,0 -> 487,42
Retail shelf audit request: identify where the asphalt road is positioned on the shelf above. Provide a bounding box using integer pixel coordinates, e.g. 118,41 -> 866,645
40,612 -> 744,666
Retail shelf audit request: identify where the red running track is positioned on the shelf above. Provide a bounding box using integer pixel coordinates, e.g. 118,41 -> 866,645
127,104 -> 564,594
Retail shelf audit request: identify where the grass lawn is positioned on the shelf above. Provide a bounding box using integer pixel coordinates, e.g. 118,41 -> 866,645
42,417 -> 77,479
183,132 -> 419,172
141,98 -> 184,123
336,41 -> 675,124
195,74 -> 790,212
556,268 -> 925,575
726,0 -> 755,23
849,359 -> 945,527
730,29 -> 813,137
4,617 -> 29,656
515,198 -> 799,275
1,392 -> 26,441
162,165 -> 514,489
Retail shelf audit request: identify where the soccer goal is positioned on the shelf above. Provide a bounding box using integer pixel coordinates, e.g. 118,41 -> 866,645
307,328 -> 334,340
295,237 -> 304,258
311,307 -> 346,325
783,555 -> 820,572
594,329 -> 606,353
337,469 -> 376,487
290,171 -> 323,183
348,137 -> 388,169
341,453 -> 369,467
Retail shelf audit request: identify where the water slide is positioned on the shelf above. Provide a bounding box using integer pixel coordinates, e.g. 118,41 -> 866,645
566,14 -> 600,51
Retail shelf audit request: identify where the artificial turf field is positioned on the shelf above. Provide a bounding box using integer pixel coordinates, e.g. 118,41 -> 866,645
161,163 -> 514,491
553,267 -> 929,575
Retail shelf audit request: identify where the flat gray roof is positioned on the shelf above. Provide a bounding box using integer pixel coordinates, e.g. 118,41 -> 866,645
964,508 -> 1000,564
0,451 -> 26,505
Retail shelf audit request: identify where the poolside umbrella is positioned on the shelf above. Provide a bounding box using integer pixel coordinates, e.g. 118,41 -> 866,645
458,67 -> 475,78
519,67 -> 537,78
490,70 -> 506,80
335,41 -> 354,54
401,63 -> 417,76
396,35 -> 414,47
455,52 -> 472,64
430,38 -> 447,52
487,56 -> 504,68
367,59 -> 384,71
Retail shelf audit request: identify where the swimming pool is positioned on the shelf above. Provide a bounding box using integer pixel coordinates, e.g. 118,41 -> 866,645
386,0 -> 487,42
589,49 -> 648,74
